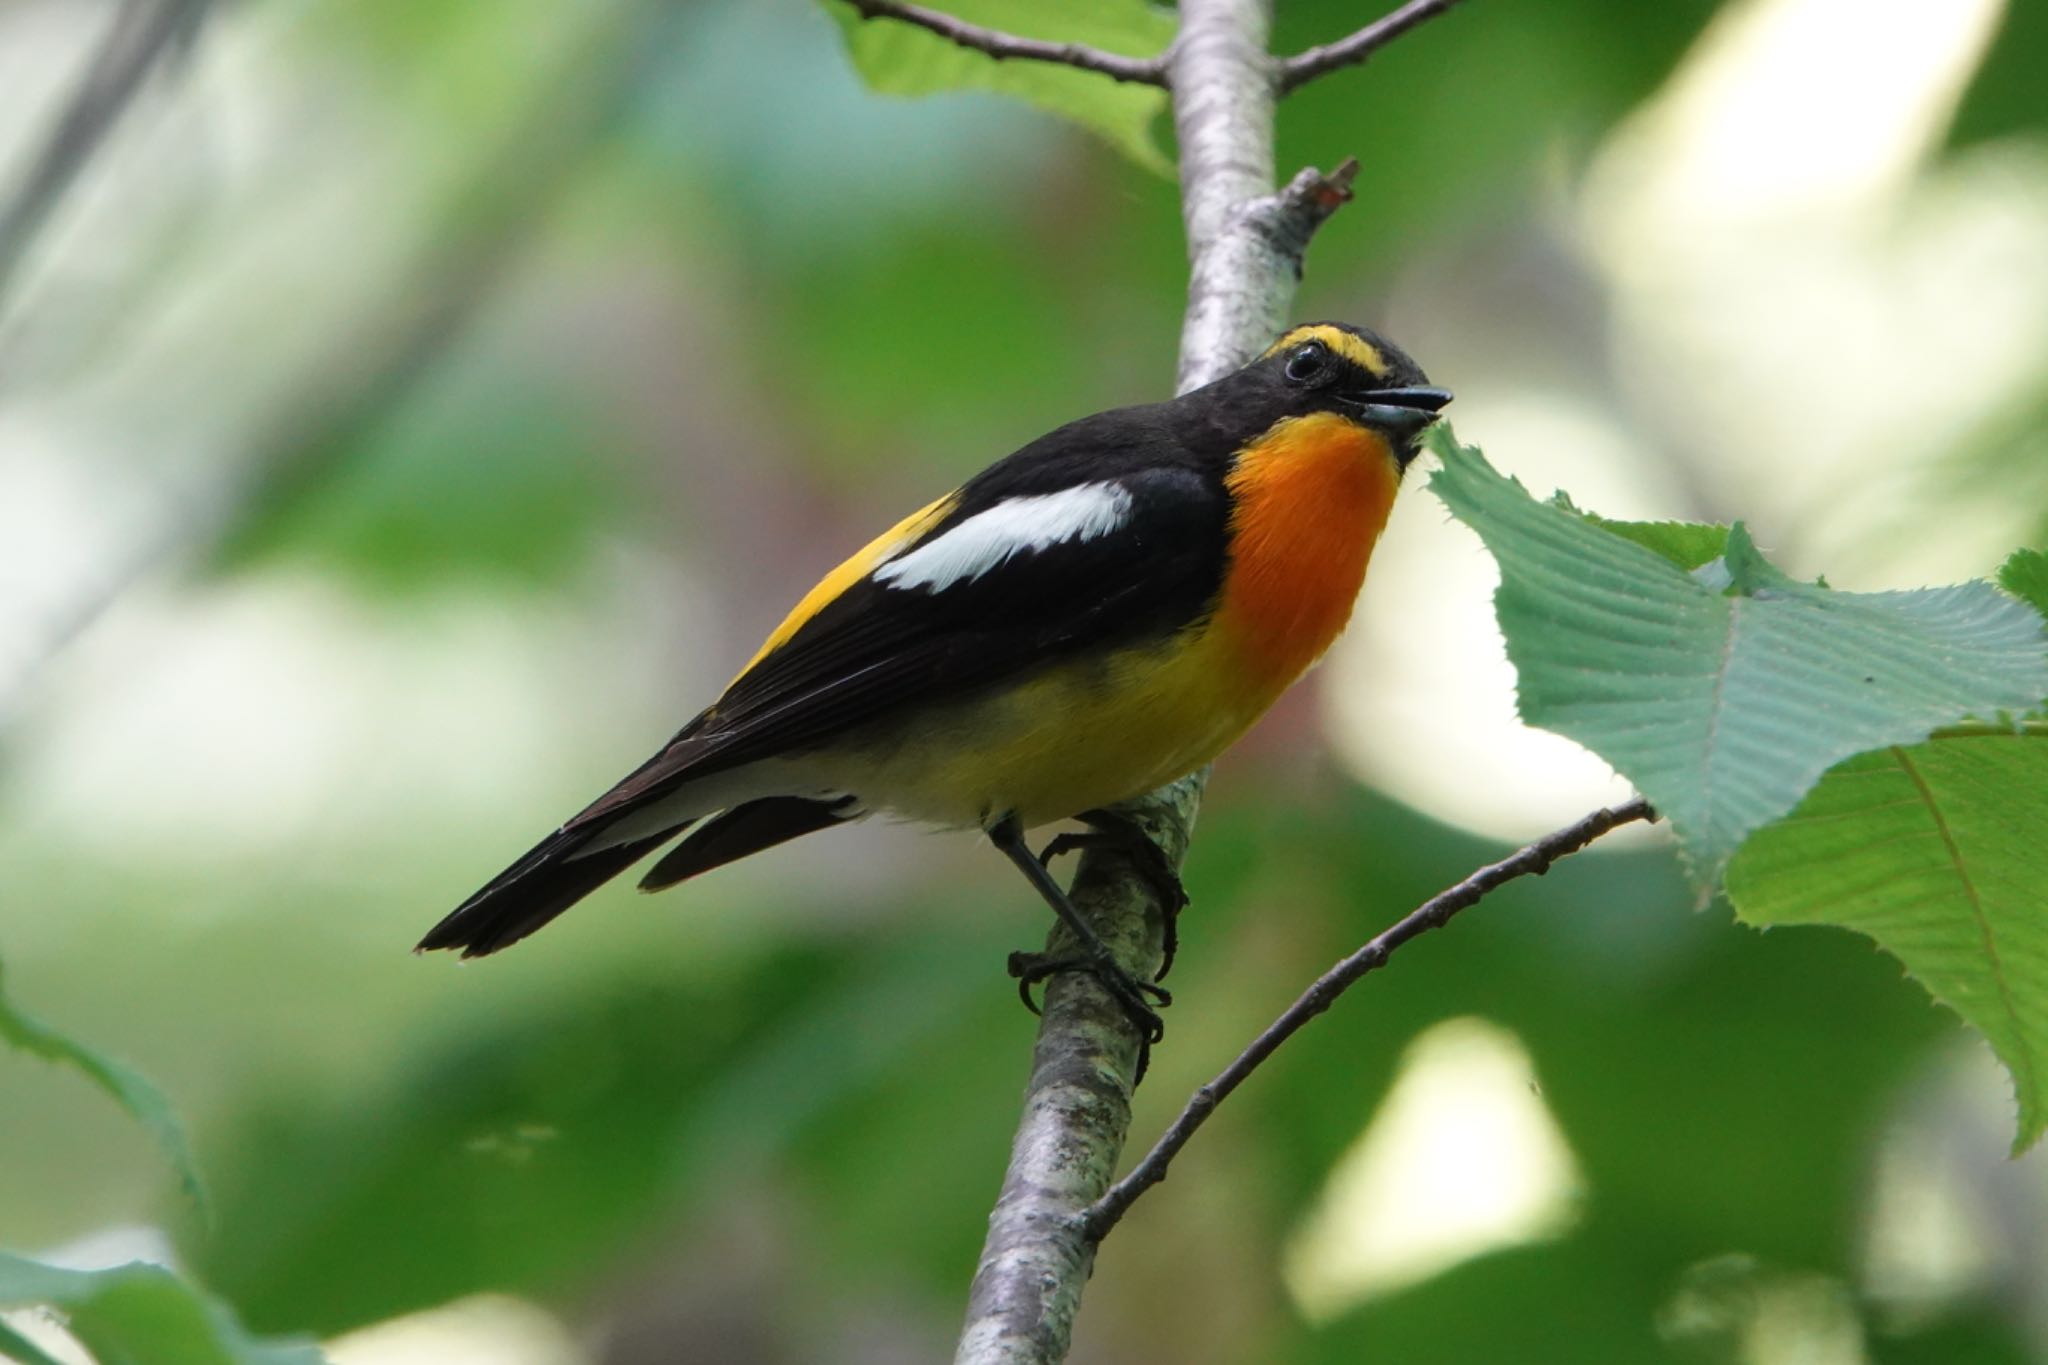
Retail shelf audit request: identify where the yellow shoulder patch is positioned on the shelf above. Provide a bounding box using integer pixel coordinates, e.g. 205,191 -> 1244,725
1265,324 -> 1385,378
729,492 -> 959,685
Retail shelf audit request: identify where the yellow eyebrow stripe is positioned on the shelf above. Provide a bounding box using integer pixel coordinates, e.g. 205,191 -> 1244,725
730,491 -> 959,684
1265,324 -> 1384,376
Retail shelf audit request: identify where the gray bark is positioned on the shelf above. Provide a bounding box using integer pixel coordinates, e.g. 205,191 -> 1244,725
954,0 -> 1361,1358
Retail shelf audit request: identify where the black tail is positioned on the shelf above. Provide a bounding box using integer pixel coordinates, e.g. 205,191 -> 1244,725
417,823 -> 685,958
419,795 -> 858,958
637,796 -> 856,892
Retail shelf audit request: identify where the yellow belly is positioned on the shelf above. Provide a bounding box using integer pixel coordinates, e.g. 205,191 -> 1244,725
809,619 -> 1291,829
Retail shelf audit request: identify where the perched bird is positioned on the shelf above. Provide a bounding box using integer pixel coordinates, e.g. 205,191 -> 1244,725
420,322 -> 1449,1038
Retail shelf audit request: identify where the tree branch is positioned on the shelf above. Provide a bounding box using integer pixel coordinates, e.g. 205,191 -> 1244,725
957,0 -> 1476,1354
0,0 -> 210,319
1083,797 -> 1658,1239
955,0 -> 1365,1358
1278,0 -> 1469,94
838,0 -> 1168,86
955,777 -> 1202,1365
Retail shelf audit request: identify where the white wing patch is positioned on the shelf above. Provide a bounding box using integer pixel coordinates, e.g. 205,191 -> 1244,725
874,482 -> 1133,593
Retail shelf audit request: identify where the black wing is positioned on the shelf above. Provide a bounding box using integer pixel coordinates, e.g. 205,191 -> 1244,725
570,420 -> 1229,829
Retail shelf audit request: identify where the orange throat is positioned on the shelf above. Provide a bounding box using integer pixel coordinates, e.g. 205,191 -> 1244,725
1216,412 -> 1400,693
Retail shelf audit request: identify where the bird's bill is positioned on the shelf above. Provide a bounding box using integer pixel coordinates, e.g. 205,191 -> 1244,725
1344,384 -> 1453,449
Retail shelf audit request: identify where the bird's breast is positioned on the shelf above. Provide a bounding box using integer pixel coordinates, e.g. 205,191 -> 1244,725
1213,411 -> 1400,691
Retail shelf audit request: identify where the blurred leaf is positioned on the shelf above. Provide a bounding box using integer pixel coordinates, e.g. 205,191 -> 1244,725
0,1319 -> 65,1365
1938,386 -> 2048,551
187,951 -> 825,1334
1303,1243 -> 1667,1365
184,922 -> 999,1337
0,961 -> 204,1210
824,0 -> 1173,174
1724,730 -> 2048,1149
1272,0 -> 1713,274
773,221 -> 1093,457
0,1255 -> 322,1365
783,943 -> 1038,1296
1427,429 -> 2048,886
223,370 -> 624,591
212,0 -> 665,592
1948,0 -> 2048,148
294,0 -> 622,131
1877,1308 -> 2035,1365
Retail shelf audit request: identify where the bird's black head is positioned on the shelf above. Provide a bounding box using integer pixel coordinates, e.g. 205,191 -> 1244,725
1250,321 -> 1451,468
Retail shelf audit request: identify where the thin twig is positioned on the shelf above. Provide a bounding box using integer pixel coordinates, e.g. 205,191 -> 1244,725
1084,796 -> 1657,1240
1278,0 -> 1468,94
839,0 -> 1167,86
0,0 -> 210,317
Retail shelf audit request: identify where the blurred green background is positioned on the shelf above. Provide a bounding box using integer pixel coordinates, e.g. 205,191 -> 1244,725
3,0 -> 2047,1360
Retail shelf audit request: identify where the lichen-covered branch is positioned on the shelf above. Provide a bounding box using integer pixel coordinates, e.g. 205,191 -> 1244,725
954,0 -> 1358,1357
954,0 -> 1471,1354
839,0 -> 1168,86
954,777 -> 1200,1365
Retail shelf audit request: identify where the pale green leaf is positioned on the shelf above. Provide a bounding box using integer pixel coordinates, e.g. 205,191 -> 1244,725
0,1256 -> 324,1365
0,961 -> 205,1210
1427,428 -> 2048,886
824,0 -> 1173,174
1725,728 -> 2048,1149
1577,512 -> 1730,573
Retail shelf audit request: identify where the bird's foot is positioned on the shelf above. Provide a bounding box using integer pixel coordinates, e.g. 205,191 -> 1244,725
1007,948 -> 1169,1062
1039,810 -> 1190,980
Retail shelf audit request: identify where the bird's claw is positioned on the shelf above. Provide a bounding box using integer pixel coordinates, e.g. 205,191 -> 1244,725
1007,949 -> 1169,1054
1037,813 -> 1190,980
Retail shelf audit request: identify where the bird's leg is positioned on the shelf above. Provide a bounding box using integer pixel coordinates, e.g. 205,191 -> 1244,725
990,816 -> 1169,1053
1038,808 -> 1190,980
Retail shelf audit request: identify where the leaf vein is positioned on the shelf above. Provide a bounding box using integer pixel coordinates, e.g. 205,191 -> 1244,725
1891,744 -> 2039,1094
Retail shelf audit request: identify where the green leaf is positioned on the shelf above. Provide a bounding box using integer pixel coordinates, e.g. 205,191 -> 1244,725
1596,519 -> 1729,572
1718,521 -> 1802,593
1948,0 -> 2048,149
2000,548 -> 2048,618
824,0 -> 1173,175
1571,508 -> 1731,573
0,1255 -> 324,1365
0,961 -> 205,1210
1726,727 -> 2048,1150
1427,428 -> 2048,886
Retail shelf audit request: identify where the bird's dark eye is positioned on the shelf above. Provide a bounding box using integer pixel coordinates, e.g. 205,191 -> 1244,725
1284,342 -> 1329,384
